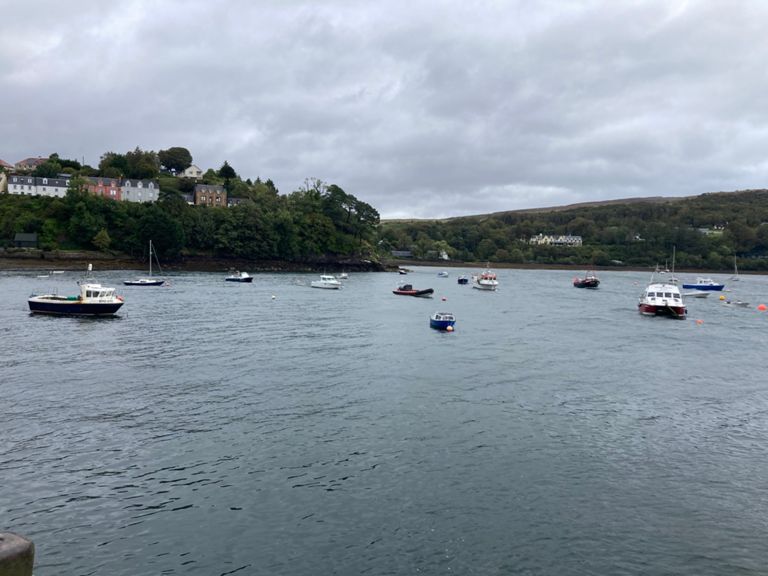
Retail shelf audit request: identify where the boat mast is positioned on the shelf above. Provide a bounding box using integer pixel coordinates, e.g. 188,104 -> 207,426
149,240 -> 152,277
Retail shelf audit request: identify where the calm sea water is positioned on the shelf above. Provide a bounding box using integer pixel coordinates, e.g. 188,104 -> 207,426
2,266 -> 768,575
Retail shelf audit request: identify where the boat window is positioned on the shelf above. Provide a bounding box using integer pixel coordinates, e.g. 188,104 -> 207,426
664,292 -> 672,298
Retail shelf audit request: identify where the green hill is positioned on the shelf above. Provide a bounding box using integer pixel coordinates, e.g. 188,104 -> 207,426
380,190 -> 768,271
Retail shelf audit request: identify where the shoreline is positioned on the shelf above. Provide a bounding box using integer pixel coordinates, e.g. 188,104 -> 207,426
0,253 -> 760,276
0,251 -> 385,273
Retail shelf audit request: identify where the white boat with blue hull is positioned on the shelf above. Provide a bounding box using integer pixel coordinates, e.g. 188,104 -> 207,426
29,265 -> 124,316
430,312 -> 456,330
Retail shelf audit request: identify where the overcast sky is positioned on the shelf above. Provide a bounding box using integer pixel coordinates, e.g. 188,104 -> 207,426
2,1 -> 768,219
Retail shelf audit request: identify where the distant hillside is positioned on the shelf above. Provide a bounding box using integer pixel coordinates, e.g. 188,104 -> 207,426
380,189 -> 768,271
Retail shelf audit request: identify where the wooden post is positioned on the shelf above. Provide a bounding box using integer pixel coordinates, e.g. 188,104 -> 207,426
0,533 -> 34,576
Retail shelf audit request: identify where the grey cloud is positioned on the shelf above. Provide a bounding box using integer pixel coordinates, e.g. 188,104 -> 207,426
3,1 -> 768,218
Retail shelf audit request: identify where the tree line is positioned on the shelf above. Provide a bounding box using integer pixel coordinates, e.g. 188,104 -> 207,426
379,191 -> 768,271
1,148 -> 380,262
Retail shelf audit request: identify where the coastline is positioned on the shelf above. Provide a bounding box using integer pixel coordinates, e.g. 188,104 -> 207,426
1,250 -> 756,275
0,249 -> 385,273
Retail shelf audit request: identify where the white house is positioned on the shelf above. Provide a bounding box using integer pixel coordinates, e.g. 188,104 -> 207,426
6,174 -> 70,197
529,233 -> 583,247
181,164 -> 204,180
121,179 -> 159,203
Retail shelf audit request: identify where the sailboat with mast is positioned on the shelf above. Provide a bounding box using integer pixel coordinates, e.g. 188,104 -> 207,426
730,255 -> 741,281
124,240 -> 165,286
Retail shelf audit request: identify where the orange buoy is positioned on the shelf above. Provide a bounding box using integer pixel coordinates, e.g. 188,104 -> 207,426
758,304 -> 767,311
696,319 -> 704,325
446,325 -> 454,332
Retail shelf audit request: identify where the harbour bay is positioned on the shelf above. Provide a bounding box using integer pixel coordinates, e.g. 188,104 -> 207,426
2,267 -> 768,575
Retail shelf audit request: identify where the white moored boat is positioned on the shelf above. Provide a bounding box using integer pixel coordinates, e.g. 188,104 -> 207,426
311,275 -> 342,289
473,269 -> 498,291
29,264 -> 124,316
124,239 -> 165,286
638,281 -> 686,319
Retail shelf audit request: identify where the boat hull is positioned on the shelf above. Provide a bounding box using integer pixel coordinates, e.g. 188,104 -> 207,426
28,298 -> 123,316
638,303 -> 686,319
123,279 -> 164,286
681,284 -> 724,291
473,283 -> 497,291
393,288 -> 433,297
430,319 -> 456,330
573,279 -> 600,288
225,277 -> 253,283
311,283 -> 340,289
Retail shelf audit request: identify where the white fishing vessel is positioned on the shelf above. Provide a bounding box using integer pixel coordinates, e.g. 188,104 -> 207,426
311,275 -> 342,289
473,268 -> 498,291
29,264 -> 124,316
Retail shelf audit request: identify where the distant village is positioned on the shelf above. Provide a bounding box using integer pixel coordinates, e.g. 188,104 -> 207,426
0,156 -> 233,207
1,155 -> 586,250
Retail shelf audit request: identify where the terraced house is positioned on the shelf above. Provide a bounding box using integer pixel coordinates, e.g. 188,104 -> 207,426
121,179 -> 159,203
7,174 -> 71,197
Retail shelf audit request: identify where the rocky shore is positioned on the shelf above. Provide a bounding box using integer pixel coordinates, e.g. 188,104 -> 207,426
0,248 -> 387,273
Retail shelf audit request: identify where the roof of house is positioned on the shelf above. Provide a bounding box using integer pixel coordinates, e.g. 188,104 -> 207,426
14,232 -> 38,241
0,159 -> 13,169
15,157 -> 47,167
195,183 -> 225,192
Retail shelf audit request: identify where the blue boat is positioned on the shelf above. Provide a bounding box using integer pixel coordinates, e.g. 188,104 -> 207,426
681,277 -> 725,291
28,265 -> 124,316
430,312 -> 456,331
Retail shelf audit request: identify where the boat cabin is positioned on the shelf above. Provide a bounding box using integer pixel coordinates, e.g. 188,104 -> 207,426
80,283 -> 117,302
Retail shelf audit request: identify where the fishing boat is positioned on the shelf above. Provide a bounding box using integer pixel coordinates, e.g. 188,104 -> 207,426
638,281 -> 686,319
681,277 -> 725,291
398,268 -> 408,275
392,284 -> 434,297
429,312 -> 456,330
311,275 -> 342,289
457,275 -> 469,285
225,271 -> 254,283
573,271 -> 600,289
124,239 -> 165,286
338,272 -> 349,280
28,264 -> 124,316
437,271 -> 449,277
473,269 -> 498,291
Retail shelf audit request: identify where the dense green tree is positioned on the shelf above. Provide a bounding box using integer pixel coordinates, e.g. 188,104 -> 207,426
158,147 -> 193,173
33,160 -> 63,178
218,161 -> 236,180
93,228 -> 111,251
125,147 -> 160,179
99,152 -> 128,176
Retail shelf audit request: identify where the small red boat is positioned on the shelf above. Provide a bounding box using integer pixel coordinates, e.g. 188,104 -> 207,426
393,284 -> 434,297
573,272 -> 600,289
